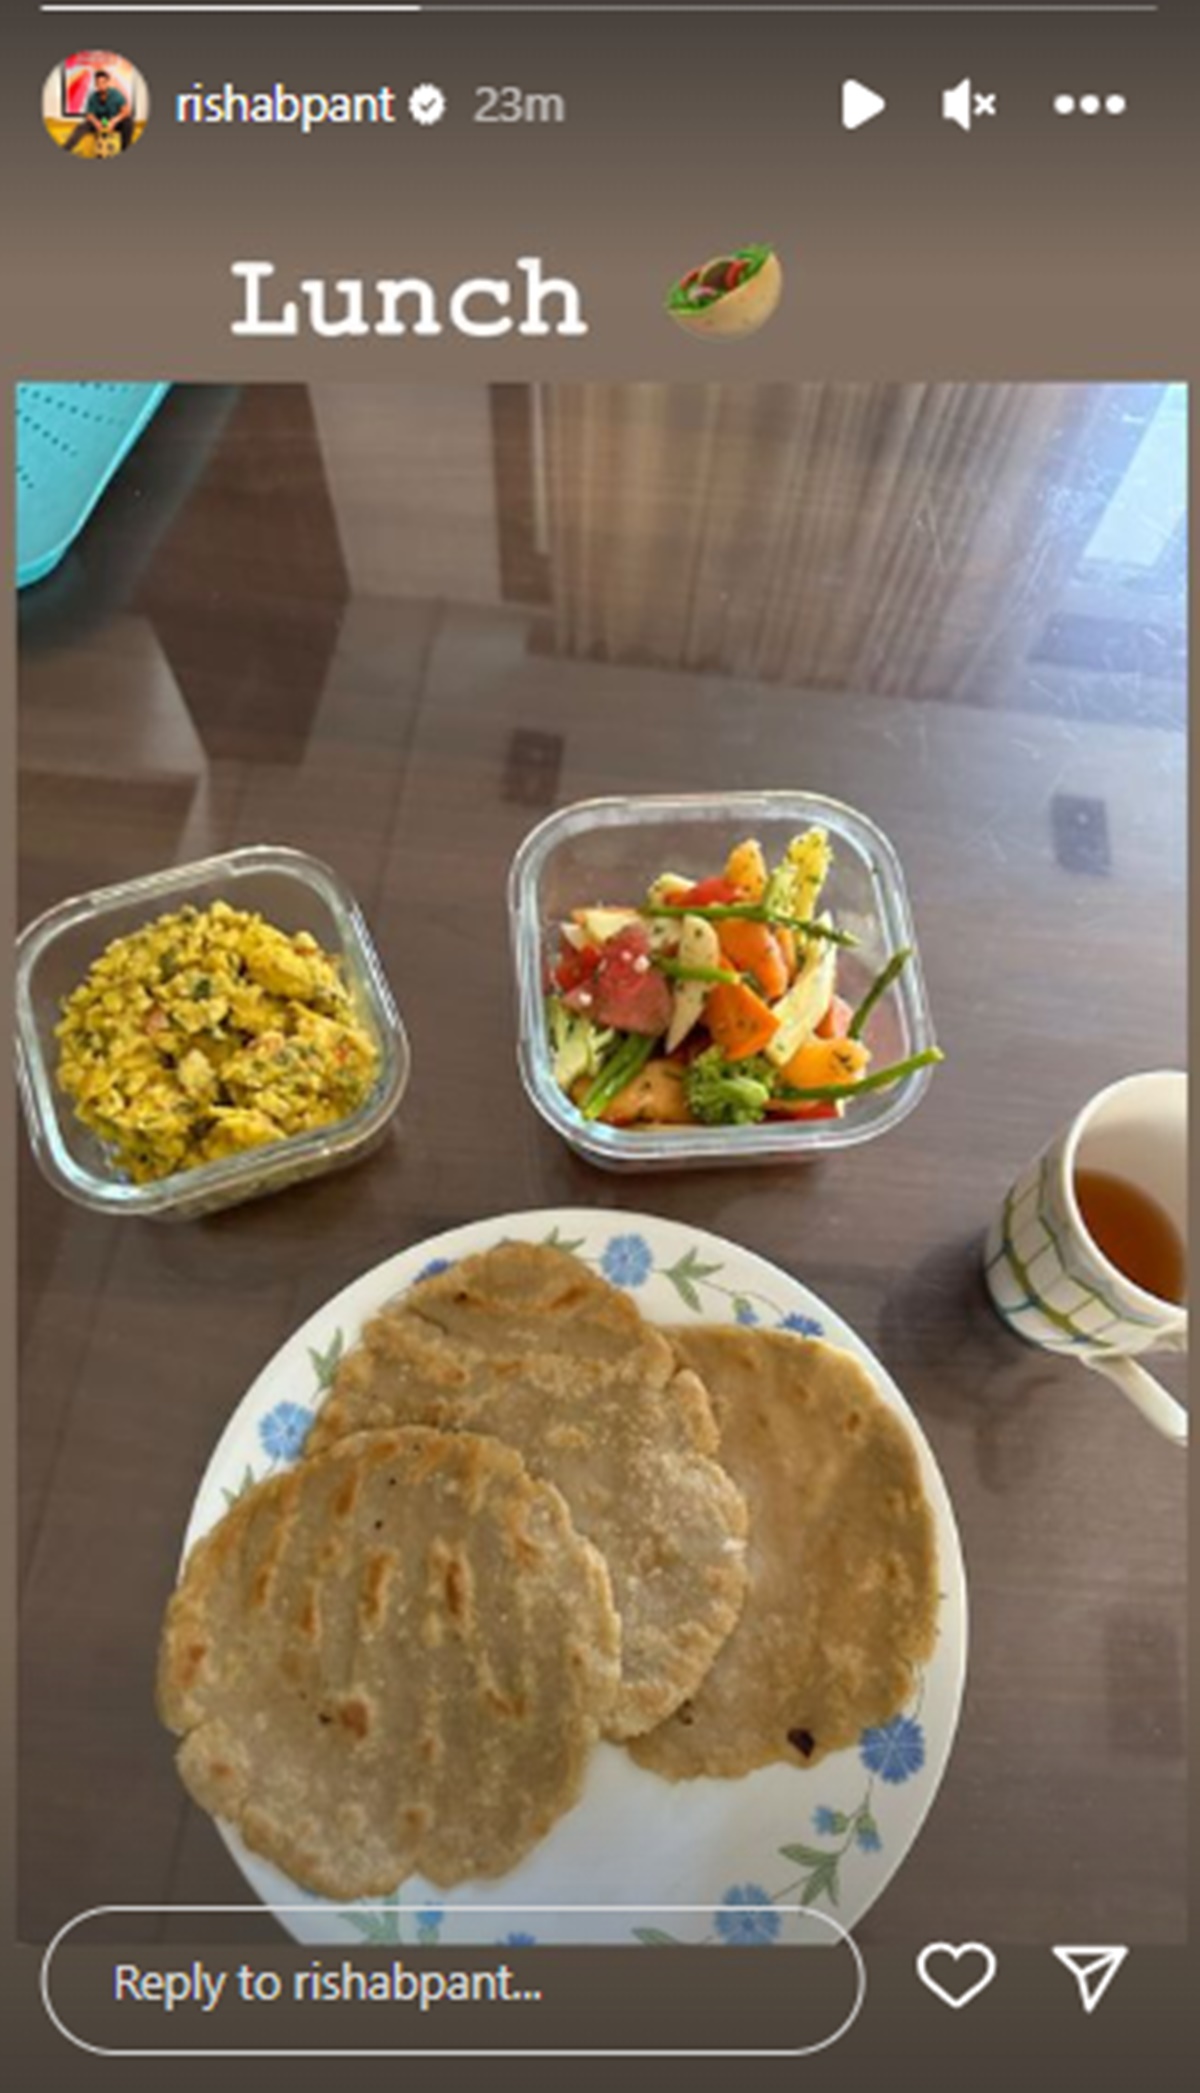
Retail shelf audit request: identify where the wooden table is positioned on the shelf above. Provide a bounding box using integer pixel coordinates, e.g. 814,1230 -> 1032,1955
18,382 -> 1187,1946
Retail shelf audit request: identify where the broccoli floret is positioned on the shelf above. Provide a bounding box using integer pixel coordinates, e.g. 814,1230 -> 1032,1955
547,996 -> 615,1093
685,1047 -> 777,1127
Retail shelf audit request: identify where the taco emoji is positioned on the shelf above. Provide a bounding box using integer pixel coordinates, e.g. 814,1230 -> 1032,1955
666,244 -> 783,339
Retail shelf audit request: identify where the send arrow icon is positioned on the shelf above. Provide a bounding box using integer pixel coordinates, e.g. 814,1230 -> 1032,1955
1052,1947 -> 1129,2014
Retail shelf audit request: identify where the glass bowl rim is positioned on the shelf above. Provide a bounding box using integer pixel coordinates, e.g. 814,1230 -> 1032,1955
15,843 -> 409,1215
508,790 -> 936,1164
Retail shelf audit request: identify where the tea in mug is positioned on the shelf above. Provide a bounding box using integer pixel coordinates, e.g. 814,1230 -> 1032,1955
1073,1167 -> 1186,1305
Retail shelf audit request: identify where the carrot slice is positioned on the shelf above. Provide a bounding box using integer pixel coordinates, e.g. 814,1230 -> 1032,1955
716,919 -> 789,1002
778,1036 -> 870,1088
705,980 -> 780,1060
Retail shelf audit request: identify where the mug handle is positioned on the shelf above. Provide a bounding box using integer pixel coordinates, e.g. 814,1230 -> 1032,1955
1084,1354 -> 1188,1447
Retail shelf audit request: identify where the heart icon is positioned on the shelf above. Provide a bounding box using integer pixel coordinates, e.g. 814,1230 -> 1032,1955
916,1942 -> 998,2010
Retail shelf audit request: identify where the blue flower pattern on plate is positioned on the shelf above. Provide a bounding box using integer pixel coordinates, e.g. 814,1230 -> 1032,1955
600,1234 -> 653,1289
713,1885 -> 782,1945
734,1298 -> 759,1326
780,1310 -> 824,1337
860,1715 -> 926,1784
856,1820 -> 883,1853
258,1400 -> 313,1463
812,1806 -> 841,1835
414,1258 -> 454,1284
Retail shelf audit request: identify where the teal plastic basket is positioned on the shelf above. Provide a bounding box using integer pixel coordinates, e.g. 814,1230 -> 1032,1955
16,381 -> 170,588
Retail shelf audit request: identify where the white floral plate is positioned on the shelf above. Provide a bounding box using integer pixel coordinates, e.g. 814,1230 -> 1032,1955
182,1209 -> 967,1947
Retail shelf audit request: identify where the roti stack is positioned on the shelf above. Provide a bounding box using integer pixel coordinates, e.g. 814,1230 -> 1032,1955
306,1243 -> 750,1741
159,1241 -> 943,1903
158,1426 -> 621,1896
629,1327 -> 939,1779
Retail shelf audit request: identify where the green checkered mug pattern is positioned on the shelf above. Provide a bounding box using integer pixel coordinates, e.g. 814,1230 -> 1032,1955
984,1072 -> 1187,1446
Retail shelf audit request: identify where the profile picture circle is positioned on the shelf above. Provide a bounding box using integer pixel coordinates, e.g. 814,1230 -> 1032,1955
44,50 -> 149,159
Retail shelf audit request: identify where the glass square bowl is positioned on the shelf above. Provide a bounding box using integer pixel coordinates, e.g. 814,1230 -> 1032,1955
15,845 -> 410,1220
509,792 -> 936,1171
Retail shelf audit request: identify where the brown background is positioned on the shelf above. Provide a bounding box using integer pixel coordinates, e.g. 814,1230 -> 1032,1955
3,1 -> 1196,2085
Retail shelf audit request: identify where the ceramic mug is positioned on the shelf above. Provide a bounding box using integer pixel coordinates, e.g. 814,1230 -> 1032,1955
984,1071 -> 1187,1446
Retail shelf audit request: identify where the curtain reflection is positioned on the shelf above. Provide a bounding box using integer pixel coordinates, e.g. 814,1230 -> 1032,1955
540,384 -> 1148,702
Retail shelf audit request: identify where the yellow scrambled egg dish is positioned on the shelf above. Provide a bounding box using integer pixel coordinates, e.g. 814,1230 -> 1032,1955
55,901 -> 380,1182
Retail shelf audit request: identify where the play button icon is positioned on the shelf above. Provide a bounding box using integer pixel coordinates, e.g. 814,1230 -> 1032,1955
842,79 -> 887,130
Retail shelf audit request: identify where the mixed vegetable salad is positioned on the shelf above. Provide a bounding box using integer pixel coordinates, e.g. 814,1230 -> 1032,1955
544,830 -> 942,1132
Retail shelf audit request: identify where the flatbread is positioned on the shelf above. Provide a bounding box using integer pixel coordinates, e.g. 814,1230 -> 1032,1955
391,1240 -> 678,1377
306,1244 -> 749,1740
158,1426 -> 621,1897
628,1328 -> 939,1780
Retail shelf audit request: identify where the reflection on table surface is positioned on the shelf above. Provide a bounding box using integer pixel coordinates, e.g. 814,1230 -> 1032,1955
17,382 -> 1186,1946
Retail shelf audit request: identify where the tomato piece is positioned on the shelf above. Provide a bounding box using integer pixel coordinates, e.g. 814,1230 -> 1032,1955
816,995 -> 855,1040
766,1098 -> 842,1121
553,939 -> 602,994
677,876 -> 745,908
590,924 -> 673,1035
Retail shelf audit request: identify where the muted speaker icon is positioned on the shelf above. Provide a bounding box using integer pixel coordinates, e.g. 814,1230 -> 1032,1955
942,78 -> 998,130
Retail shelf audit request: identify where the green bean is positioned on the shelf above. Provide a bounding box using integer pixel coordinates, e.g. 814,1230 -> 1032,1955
642,903 -> 857,949
848,947 -> 913,1041
775,1045 -> 944,1104
579,1032 -> 656,1121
